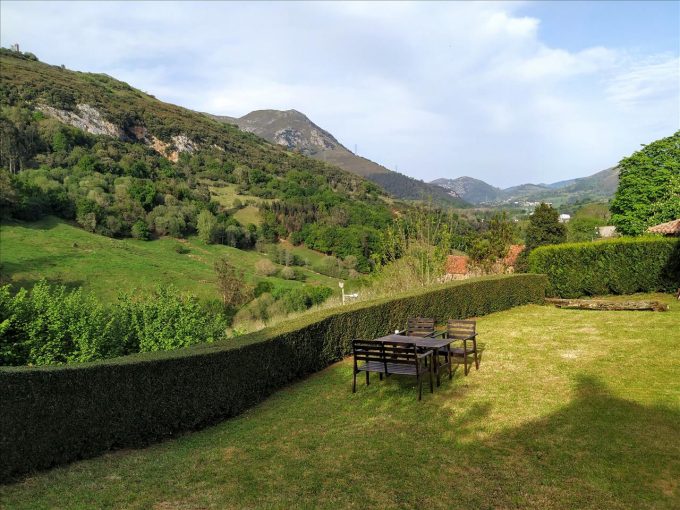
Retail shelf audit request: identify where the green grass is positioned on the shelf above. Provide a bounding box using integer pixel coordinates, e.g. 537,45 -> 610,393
203,181 -> 272,210
233,205 -> 262,226
2,293 -> 678,509
0,217 -> 340,302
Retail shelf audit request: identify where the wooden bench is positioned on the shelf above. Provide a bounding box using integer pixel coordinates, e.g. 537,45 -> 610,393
352,339 -> 434,400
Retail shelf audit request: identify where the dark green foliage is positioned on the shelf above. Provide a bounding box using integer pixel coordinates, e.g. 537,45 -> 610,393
0,274 -> 546,481
610,132 -> 680,236
528,237 -> 680,298
0,282 -> 227,367
525,203 -> 567,250
517,203 -> 567,272
272,285 -> 334,313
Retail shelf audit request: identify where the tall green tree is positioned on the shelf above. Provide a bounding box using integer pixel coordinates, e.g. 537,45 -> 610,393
197,209 -> 218,244
610,131 -> 680,235
525,203 -> 567,251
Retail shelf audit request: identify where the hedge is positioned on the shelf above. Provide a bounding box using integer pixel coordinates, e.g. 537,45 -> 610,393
0,274 -> 546,482
528,237 -> 680,298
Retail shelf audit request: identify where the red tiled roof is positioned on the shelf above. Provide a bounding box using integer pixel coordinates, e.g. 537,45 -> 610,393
503,244 -> 525,266
647,219 -> 680,235
446,255 -> 469,274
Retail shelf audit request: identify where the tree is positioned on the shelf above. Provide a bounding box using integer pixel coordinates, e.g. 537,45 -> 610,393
525,203 -> 567,251
516,203 -> 566,272
610,131 -> 680,235
214,258 -> 251,308
197,209 -> 217,244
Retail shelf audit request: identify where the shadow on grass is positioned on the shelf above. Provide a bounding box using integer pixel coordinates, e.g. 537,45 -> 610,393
448,374 -> 680,508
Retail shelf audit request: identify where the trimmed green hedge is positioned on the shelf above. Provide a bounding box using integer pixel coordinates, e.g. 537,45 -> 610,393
528,237 -> 680,298
0,274 -> 546,482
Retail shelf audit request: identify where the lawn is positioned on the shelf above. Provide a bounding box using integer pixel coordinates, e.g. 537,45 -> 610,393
0,217 -> 340,302
1,294 -> 678,509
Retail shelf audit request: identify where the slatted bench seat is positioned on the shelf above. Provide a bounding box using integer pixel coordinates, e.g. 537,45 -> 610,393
352,339 -> 434,400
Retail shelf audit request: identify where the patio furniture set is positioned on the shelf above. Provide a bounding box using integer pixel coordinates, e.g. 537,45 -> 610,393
352,318 -> 479,400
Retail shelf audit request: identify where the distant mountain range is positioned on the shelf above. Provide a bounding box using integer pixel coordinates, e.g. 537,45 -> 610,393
207,109 -> 467,207
431,167 -> 619,206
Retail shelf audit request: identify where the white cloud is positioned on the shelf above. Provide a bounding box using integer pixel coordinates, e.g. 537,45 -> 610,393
1,1 -> 677,187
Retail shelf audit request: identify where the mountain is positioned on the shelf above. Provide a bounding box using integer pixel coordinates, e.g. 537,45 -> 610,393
208,109 -> 467,207
0,48 -> 400,270
430,176 -> 501,204
432,167 -> 619,206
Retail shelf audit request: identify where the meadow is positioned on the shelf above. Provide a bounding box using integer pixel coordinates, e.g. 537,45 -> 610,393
0,216 -> 341,303
2,293 -> 677,509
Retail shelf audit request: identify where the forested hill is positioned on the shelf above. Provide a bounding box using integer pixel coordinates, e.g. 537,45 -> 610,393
0,49 -> 399,271
208,109 -> 467,207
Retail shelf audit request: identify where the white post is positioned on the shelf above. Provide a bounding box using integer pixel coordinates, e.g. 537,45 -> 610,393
339,281 -> 345,305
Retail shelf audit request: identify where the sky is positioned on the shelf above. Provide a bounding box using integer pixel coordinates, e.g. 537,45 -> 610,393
1,1 -> 678,188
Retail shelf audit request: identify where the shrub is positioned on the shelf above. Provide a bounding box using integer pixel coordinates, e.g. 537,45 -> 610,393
528,237 -> 680,298
280,266 -> 296,280
0,274 -> 546,481
0,282 -> 227,367
255,259 -> 277,276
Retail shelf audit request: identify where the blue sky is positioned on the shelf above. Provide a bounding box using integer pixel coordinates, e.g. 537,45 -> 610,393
1,1 -> 678,187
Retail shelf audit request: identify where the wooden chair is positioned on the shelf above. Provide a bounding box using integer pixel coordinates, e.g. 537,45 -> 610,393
433,320 -> 479,376
352,339 -> 434,400
397,317 -> 436,338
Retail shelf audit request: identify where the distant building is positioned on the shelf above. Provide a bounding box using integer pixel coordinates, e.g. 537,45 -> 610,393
558,214 -> 571,223
598,226 -> 617,238
647,219 -> 680,237
445,255 -> 469,280
10,43 -> 19,52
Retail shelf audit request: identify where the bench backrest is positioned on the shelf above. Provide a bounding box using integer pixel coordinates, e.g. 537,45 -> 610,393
382,341 -> 419,365
406,317 -> 435,337
352,339 -> 385,364
352,340 -> 419,366
446,319 -> 476,340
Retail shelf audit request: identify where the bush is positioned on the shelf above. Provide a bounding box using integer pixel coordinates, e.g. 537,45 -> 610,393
0,282 -> 227,367
255,259 -> 277,277
528,237 -> 680,298
0,274 -> 546,481
280,266 -> 296,280
174,243 -> 190,254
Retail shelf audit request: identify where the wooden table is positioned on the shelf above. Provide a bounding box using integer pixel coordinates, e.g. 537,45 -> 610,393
373,334 -> 455,386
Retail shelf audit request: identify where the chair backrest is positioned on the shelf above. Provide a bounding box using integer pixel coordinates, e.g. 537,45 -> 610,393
446,320 -> 476,340
352,339 -> 385,363
382,341 -> 419,365
406,317 -> 435,337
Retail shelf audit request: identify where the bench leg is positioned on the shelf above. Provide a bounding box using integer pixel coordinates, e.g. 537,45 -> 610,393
379,372 -> 383,381
429,365 -> 434,393
366,371 -> 370,386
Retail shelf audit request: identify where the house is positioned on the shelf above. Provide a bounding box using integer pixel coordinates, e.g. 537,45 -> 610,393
647,219 -> 680,236
558,214 -> 571,223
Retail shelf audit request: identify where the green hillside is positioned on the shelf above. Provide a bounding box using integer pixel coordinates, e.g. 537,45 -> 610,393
0,216 -> 341,303
0,48 -> 396,271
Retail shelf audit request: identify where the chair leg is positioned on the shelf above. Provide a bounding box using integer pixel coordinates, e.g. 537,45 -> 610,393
366,371 -> 370,386
352,370 -> 357,393
418,374 -> 422,401
463,351 -> 469,376
379,372 -> 383,381
429,365 -> 434,393
474,350 -> 479,370
448,352 -> 453,380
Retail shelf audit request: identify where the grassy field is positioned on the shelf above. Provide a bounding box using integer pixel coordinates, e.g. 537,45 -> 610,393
0,217 -> 340,302
233,205 -> 262,226
203,181 -> 272,210
2,293 -> 678,509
